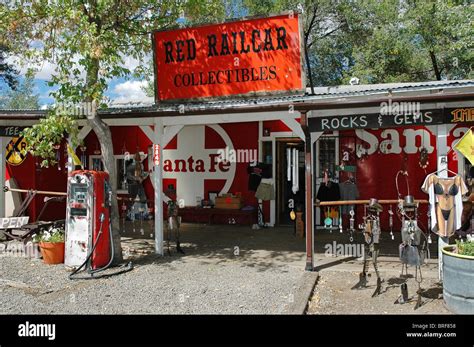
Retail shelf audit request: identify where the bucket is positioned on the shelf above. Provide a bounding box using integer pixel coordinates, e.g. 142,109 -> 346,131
39,241 -> 65,264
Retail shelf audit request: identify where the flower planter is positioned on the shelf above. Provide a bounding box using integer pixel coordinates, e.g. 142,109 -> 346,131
442,245 -> 474,314
39,241 -> 65,264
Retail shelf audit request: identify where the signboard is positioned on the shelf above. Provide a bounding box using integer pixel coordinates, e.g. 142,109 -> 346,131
5,136 -> 28,166
0,126 -> 24,137
0,217 -> 29,229
309,110 -> 444,132
446,107 -> 474,123
152,13 -> 304,102
153,144 -> 160,166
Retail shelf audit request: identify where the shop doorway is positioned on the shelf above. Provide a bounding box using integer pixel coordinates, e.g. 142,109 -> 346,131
276,139 -> 305,226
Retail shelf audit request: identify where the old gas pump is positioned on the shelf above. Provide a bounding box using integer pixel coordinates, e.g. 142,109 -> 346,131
65,170 -> 132,278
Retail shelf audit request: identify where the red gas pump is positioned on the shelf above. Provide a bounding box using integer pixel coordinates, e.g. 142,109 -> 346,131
65,170 -> 132,278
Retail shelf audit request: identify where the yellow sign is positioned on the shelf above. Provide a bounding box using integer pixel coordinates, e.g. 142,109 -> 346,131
454,129 -> 474,165
5,136 -> 28,166
451,108 -> 474,123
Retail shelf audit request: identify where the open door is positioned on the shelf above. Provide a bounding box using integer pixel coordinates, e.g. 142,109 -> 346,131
276,139 -> 305,226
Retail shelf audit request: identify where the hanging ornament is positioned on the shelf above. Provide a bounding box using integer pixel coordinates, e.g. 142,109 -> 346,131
419,147 -> 429,169
93,141 -> 101,155
53,143 -> 61,170
389,205 -> 394,240
80,145 -> 87,169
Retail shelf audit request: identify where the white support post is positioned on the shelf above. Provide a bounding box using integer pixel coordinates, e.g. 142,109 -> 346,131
163,125 -> 184,147
154,119 -> 164,256
139,126 -> 155,144
78,125 -> 92,141
67,137 -> 74,175
0,137 -> 5,218
437,124 -> 449,281
282,117 -> 306,141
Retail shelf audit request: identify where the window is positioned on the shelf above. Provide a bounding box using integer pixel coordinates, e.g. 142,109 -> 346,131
318,137 -> 337,178
89,154 -> 142,194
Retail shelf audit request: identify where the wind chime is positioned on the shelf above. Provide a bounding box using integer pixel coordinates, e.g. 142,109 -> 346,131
287,146 -> 299,194
79,145 -> 87,170
122,142 -> 128,191
287,146 -> 300,228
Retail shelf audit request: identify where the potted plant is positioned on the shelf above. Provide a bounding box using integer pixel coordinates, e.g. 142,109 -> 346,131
442,239 -> 474,314
33,226 -> 65,264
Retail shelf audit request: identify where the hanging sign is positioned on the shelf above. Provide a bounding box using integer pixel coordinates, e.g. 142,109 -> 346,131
152,13 -> 304,101
153,144 -> 160,166
446,107 -> 474,123
5,136 -> 28,166
0,217 -> 29,229
0,126 -> 24,137
309,110 -> 444,132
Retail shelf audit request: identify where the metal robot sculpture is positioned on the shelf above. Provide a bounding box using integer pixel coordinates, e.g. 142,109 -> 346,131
352,198 -> 383,297
165,185 -> 184,255
396,195 -> 427,310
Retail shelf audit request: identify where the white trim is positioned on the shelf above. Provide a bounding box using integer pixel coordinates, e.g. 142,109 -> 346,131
307,101 -> 474,118
281,118 -> 305,141
163,125 -> 184,147
154,119 -> 164,256
78,125 -> 92,140
162,111 -> 297,126
139,125 -> 155,143
259,130 -> 305,227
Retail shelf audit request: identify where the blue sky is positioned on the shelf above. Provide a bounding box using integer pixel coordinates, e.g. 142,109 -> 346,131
2,57 -> 153,108
32,77 -> 151,107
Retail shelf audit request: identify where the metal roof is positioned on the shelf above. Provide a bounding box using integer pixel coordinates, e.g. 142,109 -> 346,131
1,79 -> 474,119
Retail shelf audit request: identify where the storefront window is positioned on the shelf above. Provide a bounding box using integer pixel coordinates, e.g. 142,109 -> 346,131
318,137 -> 337,178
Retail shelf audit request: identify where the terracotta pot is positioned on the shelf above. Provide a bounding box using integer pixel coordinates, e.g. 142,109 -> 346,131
39,241 -> 65,264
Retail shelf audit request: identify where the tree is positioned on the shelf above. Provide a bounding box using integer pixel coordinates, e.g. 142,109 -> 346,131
344,0 -> 474,83
0,44 -> 18,92
242,0 -> 473,86
0,75 -> 40,109
243,0 -> 369,89
3,0 -> 224,262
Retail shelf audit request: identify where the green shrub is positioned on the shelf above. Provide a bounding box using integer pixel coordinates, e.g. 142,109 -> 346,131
455,240 -> 474,257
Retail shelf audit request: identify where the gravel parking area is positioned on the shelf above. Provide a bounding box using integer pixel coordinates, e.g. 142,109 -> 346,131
307,257 -> 450,314
0,224 -> 307,314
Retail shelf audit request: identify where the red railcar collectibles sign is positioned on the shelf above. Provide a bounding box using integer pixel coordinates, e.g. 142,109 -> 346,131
153,14 -> 304,101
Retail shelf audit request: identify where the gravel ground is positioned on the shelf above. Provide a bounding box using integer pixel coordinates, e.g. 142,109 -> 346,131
307,259 -> 451,315
0,224 -> 307,314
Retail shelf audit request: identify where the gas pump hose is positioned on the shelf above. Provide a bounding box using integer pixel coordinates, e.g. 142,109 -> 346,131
69,217 -> 133,280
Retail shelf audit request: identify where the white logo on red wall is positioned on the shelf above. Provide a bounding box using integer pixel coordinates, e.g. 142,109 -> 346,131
163,125 -> 236,206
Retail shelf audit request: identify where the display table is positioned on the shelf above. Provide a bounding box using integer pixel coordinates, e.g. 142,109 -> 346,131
178,207 -> 257,225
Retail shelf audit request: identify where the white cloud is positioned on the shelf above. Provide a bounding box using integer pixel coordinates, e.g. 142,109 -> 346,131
110,80 -> 153,105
